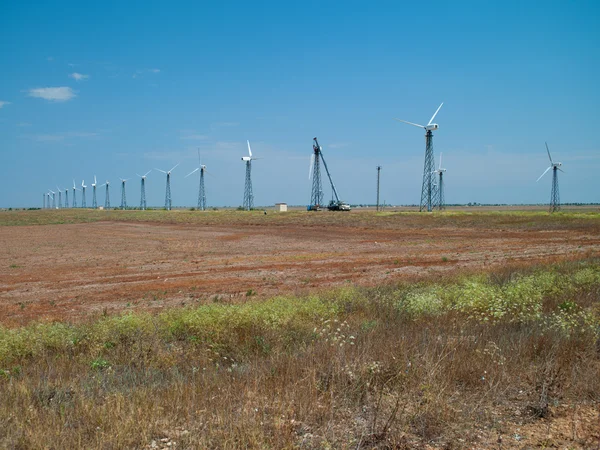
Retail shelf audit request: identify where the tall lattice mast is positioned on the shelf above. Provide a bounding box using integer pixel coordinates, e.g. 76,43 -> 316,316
433,153 -> 446,210
420,131 -> 438,211
156,164 -> 178,210
376,166 -> 381,211
50,191 -> 56,209
120,178 -> 128,209
394,103 -> 443,212
104,181 -> 110,209
43,193 -> 46,209
309,140 -> 324,208
550,167 -> 560,212
536,142 -> 563,213
243,160 -> 253,210
198,166 -> 206,210
64,188 -> 69,208
242,141 -> 256,211
72,180 -> 78,208
81,180 -> 87,208
91,176 -> 98,209
137,170 -> 151,210
56,187 -> 63,209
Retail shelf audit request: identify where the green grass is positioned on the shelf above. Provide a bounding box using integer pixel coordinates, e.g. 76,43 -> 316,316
0,259 -> 598,448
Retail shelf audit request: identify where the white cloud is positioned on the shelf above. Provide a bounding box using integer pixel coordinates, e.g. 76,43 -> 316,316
69,72 -> 89,82
0,101 -> 10,109
28,87 -> 76,102
150,68 -> 160,73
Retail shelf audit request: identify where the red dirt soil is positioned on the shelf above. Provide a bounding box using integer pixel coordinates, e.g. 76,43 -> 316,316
1,219 -> 599,325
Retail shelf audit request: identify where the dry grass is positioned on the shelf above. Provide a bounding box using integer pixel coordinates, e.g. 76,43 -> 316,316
0,259 -> 599,448
2,208 -> 600,232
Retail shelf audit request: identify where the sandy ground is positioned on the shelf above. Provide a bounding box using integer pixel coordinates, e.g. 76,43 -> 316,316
1,215 -> 599,325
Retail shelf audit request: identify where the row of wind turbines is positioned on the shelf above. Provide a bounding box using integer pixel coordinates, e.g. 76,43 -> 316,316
394,103 -> 564,212
42,103 -> 565,212
43,151 -> 209,211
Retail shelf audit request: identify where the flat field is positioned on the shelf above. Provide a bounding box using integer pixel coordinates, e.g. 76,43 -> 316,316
1,209 -> 599,325
0,209 -> 599,449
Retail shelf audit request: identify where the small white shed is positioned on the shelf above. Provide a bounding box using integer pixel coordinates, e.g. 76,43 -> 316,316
275,203 -> 288,212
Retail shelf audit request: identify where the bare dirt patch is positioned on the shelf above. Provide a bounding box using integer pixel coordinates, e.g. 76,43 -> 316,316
1,211 -> 599,325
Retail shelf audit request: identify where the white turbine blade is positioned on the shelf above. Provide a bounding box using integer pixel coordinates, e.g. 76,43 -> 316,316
169,163 -> 179,173
136,173 -> 142,178
94,175 -> 97,185
144,170 -> 152,177
393,118 -> 425,128
545,142 -> 553,164
185,168 -> 199,178
309,153 -> 315,179
428,102 -> 444,126
99,183 -> 106,187
536,166 -> 552,182
247,140 -> 253,158
558,168 -> 565,173
155,168 -> 167,174
82,180 -> 85,187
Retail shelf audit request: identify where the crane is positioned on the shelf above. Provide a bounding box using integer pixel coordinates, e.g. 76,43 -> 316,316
313,137 -> 350,211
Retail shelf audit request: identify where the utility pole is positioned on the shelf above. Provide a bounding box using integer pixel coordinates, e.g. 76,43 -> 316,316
376,165 -> 381,211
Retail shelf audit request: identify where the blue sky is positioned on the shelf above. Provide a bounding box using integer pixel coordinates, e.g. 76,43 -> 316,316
1,0 -> 599,208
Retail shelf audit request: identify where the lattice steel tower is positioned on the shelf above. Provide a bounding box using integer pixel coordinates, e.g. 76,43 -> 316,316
309,139 -> 324,208
43,193 -> 46,209
91,176 -> 98,209
536,142 -> 563,214
120,178 -> 128,209
104,181 -> 110,209
137,171 -> 151,210
243,160 -> 253,210
420,131 -> 439,212
72,180 -> 78,208
156,164 -> 178,210
433,153 -> 446,210
198,166 -> 207,210
81,180 -> 87,208
376,165 -> 381,211
64,189 -> 69,208
550,167 -> 560,212
57,188 -> 62,209
394,103 -> 443,212
242,141 -> 257,211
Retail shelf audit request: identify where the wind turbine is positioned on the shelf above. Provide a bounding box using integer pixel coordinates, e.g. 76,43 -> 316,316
64,186 -> 69,208
99,180 -> 110,209
56,186 -> 63,209
42,193 -> 46,209
185,150 -> 207,210
537,142 -> 564,213
49,190 -> 56,209
432,153 -> 446,210
81,180 -> 87,208
136,170 -> 151,210
242,141 -> 259,210
119,178 -> 129,209
394,102 -> 443,212
91,176 -> 98,209
72,180 -> 79,208
155,164 -> 179,210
